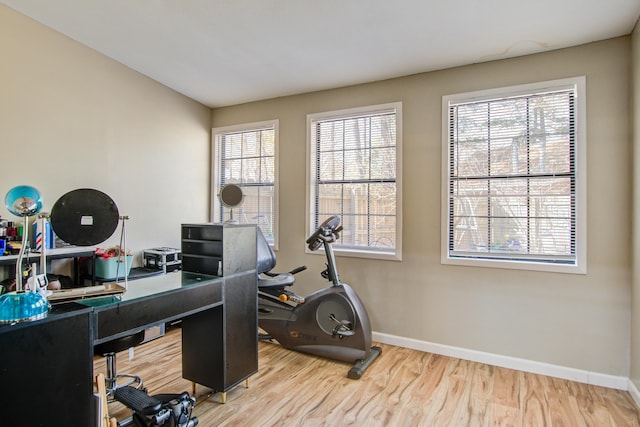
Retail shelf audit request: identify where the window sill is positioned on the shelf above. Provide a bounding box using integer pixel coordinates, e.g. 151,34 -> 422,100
441,255 -> 586,275
306,247 -> 402,262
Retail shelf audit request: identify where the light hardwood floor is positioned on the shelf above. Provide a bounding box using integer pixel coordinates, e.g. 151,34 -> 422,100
95,328 -> 640,426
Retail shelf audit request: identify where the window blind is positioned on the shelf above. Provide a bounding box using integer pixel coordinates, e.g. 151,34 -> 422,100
312,109 -> 397,252
216,125 -> 275,240
447,89 -> 577,264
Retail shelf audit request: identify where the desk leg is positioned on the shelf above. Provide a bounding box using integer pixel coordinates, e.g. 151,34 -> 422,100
182,306 -> 224,391
221,392 -> 226,404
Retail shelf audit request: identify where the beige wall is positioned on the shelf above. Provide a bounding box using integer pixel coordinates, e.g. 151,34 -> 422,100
0,5 -> 211,264
213,37 -> 632,376
631,21 -> 640,389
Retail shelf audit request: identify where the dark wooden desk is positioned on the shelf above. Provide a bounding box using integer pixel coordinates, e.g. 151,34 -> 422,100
0,224 -> 257,427
81,272 -> 224,345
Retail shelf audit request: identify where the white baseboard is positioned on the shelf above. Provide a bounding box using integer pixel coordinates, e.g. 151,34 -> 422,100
372,331 -> 629,391
629,379 -> 640,407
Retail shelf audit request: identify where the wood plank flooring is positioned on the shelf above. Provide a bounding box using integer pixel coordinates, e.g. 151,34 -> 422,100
95,328 -> 640,426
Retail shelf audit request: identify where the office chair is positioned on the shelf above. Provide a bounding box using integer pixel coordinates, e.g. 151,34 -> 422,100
94,330 -> 146,398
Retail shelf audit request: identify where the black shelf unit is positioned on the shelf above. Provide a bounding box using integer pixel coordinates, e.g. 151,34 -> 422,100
181,223 -> 258,397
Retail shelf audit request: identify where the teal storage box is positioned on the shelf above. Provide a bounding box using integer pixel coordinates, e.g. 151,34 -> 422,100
93,256 -> 133,279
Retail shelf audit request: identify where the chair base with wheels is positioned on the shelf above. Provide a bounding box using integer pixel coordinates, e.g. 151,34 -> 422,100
95,330 -> 146,399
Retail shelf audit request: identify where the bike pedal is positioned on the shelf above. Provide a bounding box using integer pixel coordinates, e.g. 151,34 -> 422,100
114,385 -> 162,416
336,329 -> 355,337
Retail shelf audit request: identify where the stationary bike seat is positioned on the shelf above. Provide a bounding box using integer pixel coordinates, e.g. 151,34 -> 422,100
259,265 -> 306,290
258,273 -> 295,289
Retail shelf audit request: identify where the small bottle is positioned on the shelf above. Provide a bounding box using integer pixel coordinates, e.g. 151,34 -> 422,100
7,222 -> 16,241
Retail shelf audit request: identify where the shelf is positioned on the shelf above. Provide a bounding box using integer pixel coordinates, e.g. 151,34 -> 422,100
0,246 -> 96,266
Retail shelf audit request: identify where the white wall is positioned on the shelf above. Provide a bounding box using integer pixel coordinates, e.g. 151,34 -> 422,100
0,5 -> 212,269
212,37 -> 633,378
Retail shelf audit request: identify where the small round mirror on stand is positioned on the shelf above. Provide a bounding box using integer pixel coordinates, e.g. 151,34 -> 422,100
218,183 -> 244,224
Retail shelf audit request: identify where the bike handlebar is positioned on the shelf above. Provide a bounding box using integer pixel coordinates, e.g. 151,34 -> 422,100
306,215 -> 341,251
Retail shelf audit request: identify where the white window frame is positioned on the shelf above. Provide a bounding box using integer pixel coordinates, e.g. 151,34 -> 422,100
307,102 -> 403,261
211,119 -> 279,248
441,77 -> 587,274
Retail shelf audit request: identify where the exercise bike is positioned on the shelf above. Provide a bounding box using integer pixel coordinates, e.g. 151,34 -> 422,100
257,215 -> 381,379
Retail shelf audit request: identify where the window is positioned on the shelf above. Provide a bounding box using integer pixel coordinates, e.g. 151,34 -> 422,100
442,77 -> 586,273
308,103 -> 402,260
212,120 -> 278,245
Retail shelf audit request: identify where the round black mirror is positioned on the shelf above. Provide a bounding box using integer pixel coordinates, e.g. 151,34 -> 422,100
50,188 -> 120,246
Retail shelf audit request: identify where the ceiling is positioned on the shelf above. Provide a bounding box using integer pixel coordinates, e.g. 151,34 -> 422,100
3,0 -> 640,108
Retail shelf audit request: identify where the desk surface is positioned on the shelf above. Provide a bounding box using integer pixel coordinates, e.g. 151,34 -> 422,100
0,271 -> 222,335
78,271 -> 220,308
76,271 -> 224,343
